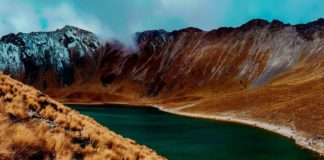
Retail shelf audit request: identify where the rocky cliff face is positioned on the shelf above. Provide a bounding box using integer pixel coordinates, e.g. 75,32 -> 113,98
0,25 -> 104,86
0,19 -> 323,98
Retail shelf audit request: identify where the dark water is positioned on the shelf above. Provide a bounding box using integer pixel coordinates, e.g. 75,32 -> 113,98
69,104 -> 322,160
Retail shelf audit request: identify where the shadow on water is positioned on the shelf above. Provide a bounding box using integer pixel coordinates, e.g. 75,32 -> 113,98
68,104 -> 323,160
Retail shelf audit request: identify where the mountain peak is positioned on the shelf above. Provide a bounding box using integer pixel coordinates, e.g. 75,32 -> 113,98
62,25 -> 78,30
270,19 -> 285,25
295,18 -> 324,40
307,18 -> 324,26
239,19 -> 270,31
57,25 -> 93,35
175,27 -> 203,33
135,29 -> 169,44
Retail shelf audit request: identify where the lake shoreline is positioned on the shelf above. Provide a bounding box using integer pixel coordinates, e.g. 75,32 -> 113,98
65,102 -> 323,156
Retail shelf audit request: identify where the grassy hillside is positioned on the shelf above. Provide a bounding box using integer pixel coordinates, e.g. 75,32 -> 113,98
0,73 -> 164,160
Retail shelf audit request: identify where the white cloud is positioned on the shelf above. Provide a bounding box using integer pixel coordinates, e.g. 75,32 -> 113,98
40,3 -> 108,36
0,0 -> 41,35
157,0 -> 232,29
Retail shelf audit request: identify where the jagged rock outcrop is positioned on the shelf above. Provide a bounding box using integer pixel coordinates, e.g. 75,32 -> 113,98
0,25 -> 104,86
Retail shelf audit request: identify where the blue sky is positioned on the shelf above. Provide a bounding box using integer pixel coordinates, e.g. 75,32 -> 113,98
0,0 -> 323,44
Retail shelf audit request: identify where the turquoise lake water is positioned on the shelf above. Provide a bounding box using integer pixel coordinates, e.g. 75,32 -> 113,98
69,104 -> 322,160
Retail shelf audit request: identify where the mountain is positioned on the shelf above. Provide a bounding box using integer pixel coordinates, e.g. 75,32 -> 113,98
0,19 -> 323,154
0,73 -> 164,159
0,19 -> 323,97
0,25 -> 104,86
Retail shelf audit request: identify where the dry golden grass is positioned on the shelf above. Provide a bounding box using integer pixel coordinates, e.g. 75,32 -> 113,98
0,73 -> 165,160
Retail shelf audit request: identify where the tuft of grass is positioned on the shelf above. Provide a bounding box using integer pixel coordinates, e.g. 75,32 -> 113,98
0,73 -> 165,160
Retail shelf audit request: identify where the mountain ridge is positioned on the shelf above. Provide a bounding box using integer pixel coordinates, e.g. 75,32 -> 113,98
0,18 -> 323,96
